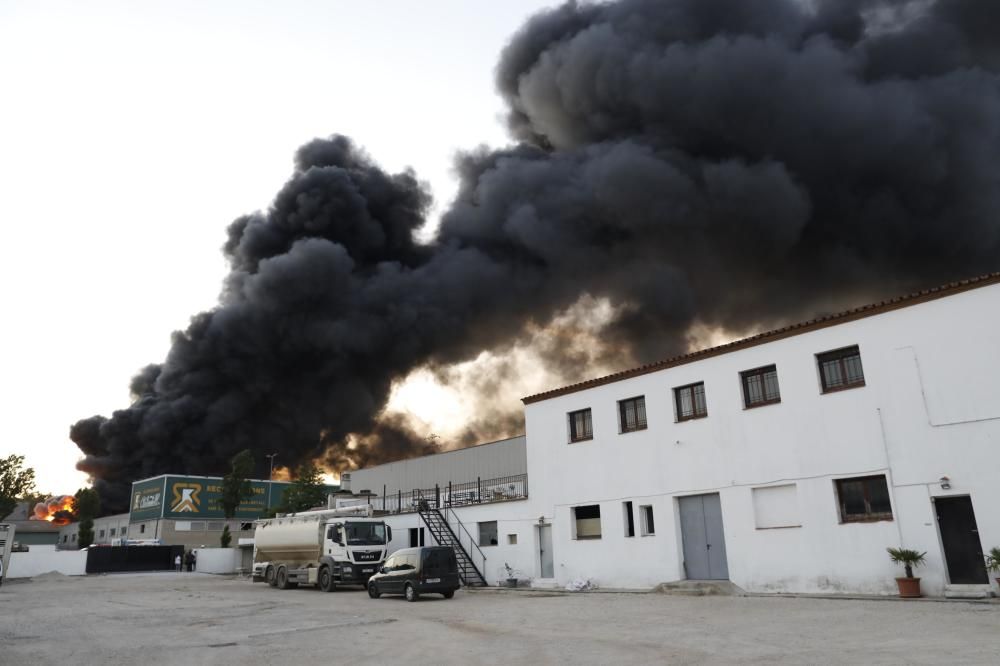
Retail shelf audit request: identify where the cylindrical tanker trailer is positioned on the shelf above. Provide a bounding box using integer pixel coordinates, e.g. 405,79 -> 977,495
252,505 -> 390,592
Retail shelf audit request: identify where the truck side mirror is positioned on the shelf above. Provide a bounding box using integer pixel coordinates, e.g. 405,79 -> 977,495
386,526 -> 392,542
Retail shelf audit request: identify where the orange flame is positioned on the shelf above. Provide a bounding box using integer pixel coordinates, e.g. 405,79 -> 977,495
31,495 -> 75,525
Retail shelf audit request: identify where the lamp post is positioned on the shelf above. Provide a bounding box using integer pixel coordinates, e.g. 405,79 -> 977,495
265,453 -> 278,510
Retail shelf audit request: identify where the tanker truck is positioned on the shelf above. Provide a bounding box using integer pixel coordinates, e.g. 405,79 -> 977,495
252,504 -> 390,592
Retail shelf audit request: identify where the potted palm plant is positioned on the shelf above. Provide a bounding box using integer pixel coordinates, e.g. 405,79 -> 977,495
887,547 -> 926,598
985,547 -> 1000,588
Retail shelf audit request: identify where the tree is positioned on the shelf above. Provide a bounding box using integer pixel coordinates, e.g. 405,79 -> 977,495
0,454 -> 36,520
73,487 -> 100,549
219,449 -> 254,547
280,463 -> 328,513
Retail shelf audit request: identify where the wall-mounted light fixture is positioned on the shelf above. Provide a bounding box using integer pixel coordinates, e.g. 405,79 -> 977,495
939,476 -> 951,490
538,516 -> 545,526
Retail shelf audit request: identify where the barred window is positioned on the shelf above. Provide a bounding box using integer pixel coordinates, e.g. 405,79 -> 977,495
818,346 -> 865,392
741,365 -> 781,408
568,408 -> 593,442
618,396 -> 647,433
674,382 -> 707,421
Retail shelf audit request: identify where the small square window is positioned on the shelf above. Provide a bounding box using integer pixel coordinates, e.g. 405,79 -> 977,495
835,475 -> 893,523
741,365 -> 780,408
618,396 -> 647,433
573,504 -> 602,540
817,346 -> 865,393
640,505 -> 655,536
507,534 -> 517,545
674,382 -> 708,421
478,521 -> 498,546
568,408 -> 593,442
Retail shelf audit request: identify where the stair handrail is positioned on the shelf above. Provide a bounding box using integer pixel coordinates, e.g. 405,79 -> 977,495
443,506 -> 487,579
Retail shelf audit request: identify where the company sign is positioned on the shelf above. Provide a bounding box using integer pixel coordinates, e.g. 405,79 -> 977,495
130,477 -> 167,521
161,476 -> 336,520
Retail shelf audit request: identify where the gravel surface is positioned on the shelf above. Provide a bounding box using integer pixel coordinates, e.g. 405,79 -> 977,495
2,572 -> 999,665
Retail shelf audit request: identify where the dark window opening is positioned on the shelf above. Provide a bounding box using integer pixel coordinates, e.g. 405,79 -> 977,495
623,501 -> 635,537
741,365 -> 781,408
835,475 -> 893,523
674,382 -> 708,421
574,504 -> 602,539
618,396 -> 647,433
568,408 -> 593,442
818,346 -> 865,392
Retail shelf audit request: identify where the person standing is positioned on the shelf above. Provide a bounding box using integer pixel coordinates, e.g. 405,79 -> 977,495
175,554 -> 182,572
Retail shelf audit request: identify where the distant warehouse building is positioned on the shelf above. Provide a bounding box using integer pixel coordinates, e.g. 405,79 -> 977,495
122,474 -> 335,550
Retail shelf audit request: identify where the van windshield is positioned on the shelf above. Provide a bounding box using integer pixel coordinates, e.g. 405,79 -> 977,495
345,522 -> 387,545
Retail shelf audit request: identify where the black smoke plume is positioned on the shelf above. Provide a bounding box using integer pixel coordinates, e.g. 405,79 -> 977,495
73,0 -> 1000,513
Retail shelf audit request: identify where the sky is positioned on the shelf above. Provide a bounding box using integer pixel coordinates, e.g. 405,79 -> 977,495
0,0 -> 561,495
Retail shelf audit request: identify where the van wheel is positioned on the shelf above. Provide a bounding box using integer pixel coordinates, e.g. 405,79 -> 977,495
265,566 -> 277,587
319,566 -> 336,593
442,590 -> 455,599
404,583 -> 419,602
276,566 -> 291,590
368,583 -> 381,599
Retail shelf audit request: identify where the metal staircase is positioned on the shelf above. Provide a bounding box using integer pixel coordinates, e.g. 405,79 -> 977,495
418,505 -> 488,587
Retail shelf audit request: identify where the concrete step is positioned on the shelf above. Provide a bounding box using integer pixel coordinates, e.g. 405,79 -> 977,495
653,580 -> 746,596
944,584 -> 993,599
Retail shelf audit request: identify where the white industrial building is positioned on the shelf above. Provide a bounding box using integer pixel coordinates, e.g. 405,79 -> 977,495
371,273 -> 1000,597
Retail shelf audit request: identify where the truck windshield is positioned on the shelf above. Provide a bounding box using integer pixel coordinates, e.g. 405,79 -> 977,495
345,522 -> 387,545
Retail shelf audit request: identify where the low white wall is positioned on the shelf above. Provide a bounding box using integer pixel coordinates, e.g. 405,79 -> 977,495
192,547 -> 241,574
8,545 -> 87,578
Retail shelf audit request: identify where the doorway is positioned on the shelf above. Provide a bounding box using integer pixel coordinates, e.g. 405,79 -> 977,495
678,493 -> 729,580
935,496 -> 988,584
408,527 -> 425,547
537,524 -> 554,578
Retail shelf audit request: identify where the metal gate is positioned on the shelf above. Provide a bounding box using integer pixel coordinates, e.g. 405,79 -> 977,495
679,493 -> 729,580
86,545 -> 184,574
935,496 -> 988,584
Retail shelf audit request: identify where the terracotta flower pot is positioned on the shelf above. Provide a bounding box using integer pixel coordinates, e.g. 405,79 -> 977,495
895,577 -> 922,598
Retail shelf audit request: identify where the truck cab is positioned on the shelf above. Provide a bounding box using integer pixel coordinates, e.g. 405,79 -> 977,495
321,518 -> 389,585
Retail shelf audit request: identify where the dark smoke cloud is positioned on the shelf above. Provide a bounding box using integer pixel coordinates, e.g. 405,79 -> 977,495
74,0 -> 1000,513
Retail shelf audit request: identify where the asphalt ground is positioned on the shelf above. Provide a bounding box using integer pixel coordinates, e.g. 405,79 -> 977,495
2,572 -> 999,665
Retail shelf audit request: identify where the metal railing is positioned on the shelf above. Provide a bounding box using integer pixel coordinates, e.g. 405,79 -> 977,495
442,506 -> 488,580
372,473 -> 528,514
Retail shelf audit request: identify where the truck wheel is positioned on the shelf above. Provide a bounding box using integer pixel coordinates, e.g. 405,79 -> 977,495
319,566 -> 336,593
265,566 -> 277,588
442,590 -> 455,599
404,583 -> 419,602
367,583 -> 381,599
276,566 -> 291,590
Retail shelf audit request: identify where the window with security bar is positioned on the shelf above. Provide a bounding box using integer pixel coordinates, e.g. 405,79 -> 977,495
568,408 -> 593,442
741,365 -> 781,408
674,382 -> 707,421
835,475 -> 893,523
817,345 -> 865,393
618,396 -> 647,433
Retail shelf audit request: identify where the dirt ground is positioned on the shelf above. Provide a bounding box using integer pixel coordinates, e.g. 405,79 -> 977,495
2,572 -> 999,665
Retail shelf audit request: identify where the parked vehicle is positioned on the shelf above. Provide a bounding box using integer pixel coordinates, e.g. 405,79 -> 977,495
367,546 -> 460,601
252,504 -> 390,591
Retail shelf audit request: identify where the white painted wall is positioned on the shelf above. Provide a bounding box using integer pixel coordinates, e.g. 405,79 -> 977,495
8,545 -> 87,578
522,282 -> 1000,595
192,547 -> 241,574
382,500 -> 541,586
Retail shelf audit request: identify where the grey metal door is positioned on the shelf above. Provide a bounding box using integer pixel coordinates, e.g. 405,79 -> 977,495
538,525 -> 554,578
679,493 -> 729,580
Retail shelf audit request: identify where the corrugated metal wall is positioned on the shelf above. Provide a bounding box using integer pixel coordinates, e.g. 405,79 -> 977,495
347,436 -> 526,494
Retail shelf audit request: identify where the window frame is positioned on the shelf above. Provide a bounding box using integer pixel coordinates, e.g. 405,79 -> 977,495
673,381 -> 708,422
640,505 -> 655,536
623,501 -> 635,538
568,408 -> 594,443
618,395 -> 648,433
817,345 -> 866,393
740,364 -> 781,409
834,475 -> 894,523
478,520 -> 498,547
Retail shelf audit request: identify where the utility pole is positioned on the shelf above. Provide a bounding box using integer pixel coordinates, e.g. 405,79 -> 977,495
265,453 -> 278,510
